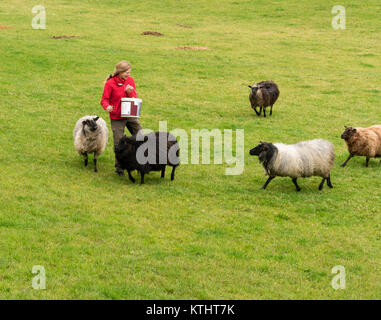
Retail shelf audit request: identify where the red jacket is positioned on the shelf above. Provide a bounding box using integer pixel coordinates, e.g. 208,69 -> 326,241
100,75 -> 138,120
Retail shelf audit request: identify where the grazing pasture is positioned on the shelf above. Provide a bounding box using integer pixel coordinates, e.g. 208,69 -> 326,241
0,0 -> 381,299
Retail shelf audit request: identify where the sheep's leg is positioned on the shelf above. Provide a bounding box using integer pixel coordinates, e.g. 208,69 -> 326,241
270,105 -> 273,116
161,167 -> 166,178
171,166 -> 176,181
318,178 -> 326,190
93,153 -> 98,172
84,153 -> 88,167
262,176 -> 275,190
263,107 -> 266,118
259,106 -> 263,117
140,171 -> 145,184
127,170 -> 136,183
340,154 -> 353,167
292,178 -> 301,192
327,175 -> 333,188
253,106 -> 260,116
366,157 -> 370,167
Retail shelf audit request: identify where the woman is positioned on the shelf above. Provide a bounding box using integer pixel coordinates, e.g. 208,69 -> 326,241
101,60 -> 143,176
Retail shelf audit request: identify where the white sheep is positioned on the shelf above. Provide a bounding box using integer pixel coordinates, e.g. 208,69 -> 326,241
249,139 -> 335,191
73,116 -> 108,172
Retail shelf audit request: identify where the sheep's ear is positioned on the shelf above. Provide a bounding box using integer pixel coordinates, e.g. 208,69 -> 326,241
248,85 -> 252,88
353,128 -> 357,133
344,125 -> 347,128
93,116 -> 99,122
82,120 -> 87,126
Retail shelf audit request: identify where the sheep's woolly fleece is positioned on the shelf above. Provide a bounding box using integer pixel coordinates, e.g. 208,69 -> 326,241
344,125 -> 381,158
267,139 -> 335,179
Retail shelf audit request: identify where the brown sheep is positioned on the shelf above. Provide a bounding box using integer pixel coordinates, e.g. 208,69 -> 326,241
340,125 -> 381,167
248,81 -> 280,117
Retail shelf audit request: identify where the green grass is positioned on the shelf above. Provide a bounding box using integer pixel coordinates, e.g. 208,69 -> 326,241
1,0 -> 381,299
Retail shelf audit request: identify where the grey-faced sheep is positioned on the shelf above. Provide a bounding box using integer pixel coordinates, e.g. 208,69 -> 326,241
73,115 -> 108,172
249,139 -> 335,191
340,125 -> 381,167
114,131 -> 180,184
248,81 -> 280,117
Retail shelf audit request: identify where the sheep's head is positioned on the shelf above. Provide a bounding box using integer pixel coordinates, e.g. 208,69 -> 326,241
115,135 -> 135,154
248,84 -> 259,95
341,126 -> 357,140
250,141 -> 270,156
82,117 -> 99,132
250,142 -> 277,165
115,134 -> 151,165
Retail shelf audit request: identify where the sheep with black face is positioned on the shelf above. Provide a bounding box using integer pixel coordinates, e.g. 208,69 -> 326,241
249,139 -> 335,191
73,115 -> 108,172
114,131 -> 180,184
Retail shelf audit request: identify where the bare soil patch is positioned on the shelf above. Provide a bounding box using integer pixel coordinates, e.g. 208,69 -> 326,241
52,35 -> 77,39
176,24 -> 192,29
142,31 -> 164,36
176,46 -> 208,50
0,25 -> 10,29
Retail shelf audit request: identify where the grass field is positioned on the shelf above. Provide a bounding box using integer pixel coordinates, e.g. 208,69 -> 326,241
1,0 -> 381,299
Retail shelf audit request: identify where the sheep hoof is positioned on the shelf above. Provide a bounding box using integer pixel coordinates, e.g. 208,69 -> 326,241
296,188 -> 301,192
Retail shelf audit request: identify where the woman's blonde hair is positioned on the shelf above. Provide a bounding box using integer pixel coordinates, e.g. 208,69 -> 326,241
106,60 -> 131,81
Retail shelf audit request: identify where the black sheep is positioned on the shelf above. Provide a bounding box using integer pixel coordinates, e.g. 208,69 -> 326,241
248,81 -> 280,117
114,132 -> 180,184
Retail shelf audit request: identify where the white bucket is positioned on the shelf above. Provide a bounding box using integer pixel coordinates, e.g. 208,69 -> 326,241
121,98 -> 142,118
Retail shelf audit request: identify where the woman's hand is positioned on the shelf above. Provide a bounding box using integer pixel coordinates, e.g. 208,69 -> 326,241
125,85 -> 134,94
106,105 -> 113,113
